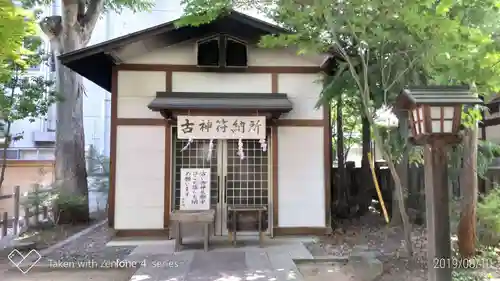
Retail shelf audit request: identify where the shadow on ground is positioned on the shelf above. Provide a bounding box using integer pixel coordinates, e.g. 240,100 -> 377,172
1,268 -> 136,281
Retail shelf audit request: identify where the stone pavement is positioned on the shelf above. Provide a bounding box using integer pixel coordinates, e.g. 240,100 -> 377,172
124,236 -> 314,281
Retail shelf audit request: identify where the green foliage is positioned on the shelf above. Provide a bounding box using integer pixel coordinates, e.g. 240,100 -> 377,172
178,1 -> 500,192
452,269 -> 488,281
19,0 -> 154,14
477,187 -> 500,246
54,191 -> 87,208
180,0 -> 500,105
448,140 -> 500,182
480,246 -> 500,265
0,34 -> 57,141
461,104 -> 484,130
331,93 -> 362,161
21,184 -> 55,209
477,141 -> 500,178
52,189 -> 89,224
21,183 -> 89,224
0,0 -> 37,68
376,124 -> 406,163
176,0 -> 231,27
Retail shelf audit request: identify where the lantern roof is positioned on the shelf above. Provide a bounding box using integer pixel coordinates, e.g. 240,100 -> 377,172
395,86 -> 483,110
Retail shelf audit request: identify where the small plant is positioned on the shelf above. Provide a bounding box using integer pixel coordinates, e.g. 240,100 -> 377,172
479,246 -> 500,265
476,187 -> 500,246
452,270 -> 488,281
21,184 -> 54,209
53,191 -> 89,225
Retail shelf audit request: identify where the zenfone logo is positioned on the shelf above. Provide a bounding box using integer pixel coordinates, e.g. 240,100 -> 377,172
7,249 -> 42,274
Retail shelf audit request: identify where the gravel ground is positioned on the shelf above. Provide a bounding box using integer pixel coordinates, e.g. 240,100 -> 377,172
0,222 -> 136,269
41,223 -> 136,264
316,212 -> 499,281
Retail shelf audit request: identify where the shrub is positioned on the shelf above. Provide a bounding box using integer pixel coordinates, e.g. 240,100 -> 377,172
452,270 -> 487,281
21,184 -> 55,209
53,191 -> 89,225
476,187 -> 500,246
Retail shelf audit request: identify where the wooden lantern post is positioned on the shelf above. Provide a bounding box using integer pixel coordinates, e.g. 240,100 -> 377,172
395,86 -> 482,281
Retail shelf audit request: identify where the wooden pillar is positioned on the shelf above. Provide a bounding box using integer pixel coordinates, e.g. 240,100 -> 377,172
424,142 -> 452,281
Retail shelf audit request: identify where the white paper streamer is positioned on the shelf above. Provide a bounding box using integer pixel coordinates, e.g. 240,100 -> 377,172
236,138 -> 245,160
207,139 -> 214,161
180,137 -> 193,152
258,138 -> 267,152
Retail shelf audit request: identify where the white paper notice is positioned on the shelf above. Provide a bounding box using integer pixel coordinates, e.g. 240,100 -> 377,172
179,168 -> 211,211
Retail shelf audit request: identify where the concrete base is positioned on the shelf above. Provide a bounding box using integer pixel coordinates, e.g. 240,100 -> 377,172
125,236 -> 316,281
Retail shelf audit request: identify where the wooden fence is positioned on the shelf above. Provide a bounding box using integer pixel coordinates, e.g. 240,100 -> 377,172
332,162 -> 500,219
0,185 -> 54,238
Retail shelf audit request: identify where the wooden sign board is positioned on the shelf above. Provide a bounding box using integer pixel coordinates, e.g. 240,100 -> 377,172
177,116 -> 266,139
179,168 -> 211,211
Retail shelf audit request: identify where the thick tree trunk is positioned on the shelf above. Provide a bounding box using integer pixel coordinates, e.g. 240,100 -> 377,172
457,126 -> 478,258
54,48 -> 89,222
40,5 -> 90,223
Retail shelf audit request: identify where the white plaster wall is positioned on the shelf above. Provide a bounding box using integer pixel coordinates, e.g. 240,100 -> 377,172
117,71 -> 166,119
486,125 -> 500,143
277,127 -> 325,227
484,110 -> 500,144
278,74 -> 323,120
172,72 -> 272,93
249,47 -> 322,66
114,126 -> 165,229
124,44 -> 322,67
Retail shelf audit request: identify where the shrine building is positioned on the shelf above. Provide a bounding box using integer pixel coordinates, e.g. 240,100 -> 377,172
59,10 -> 332,238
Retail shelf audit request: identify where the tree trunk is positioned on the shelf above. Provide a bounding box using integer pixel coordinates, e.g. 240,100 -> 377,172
357,116 -> 372,215
392,110 -> 409,225
361,98 -> 413,254
457,126 -> 478,258
0,121 -> 12,189
376,132 -> 414,255
0,71 -> 19,190
336,96 -> 346,209
40,7 -> 89,223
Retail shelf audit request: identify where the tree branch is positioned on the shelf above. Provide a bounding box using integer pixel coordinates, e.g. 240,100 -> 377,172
80,0 -> 105,45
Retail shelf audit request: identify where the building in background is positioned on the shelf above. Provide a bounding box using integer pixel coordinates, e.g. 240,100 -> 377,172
7,0 -> 183,160
6,1 -> 59,161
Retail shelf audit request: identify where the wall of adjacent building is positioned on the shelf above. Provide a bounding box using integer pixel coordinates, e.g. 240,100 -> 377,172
0,161 -> 54,215
484,109 -> 500,144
